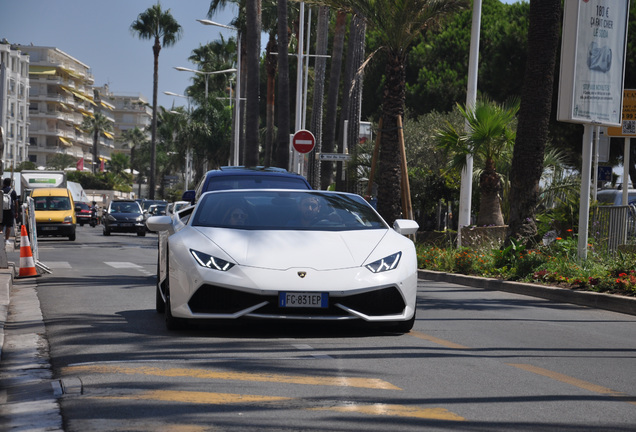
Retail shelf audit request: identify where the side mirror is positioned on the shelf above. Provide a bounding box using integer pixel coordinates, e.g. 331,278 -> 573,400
393,219 -> 419,236
146,215 -> 173,232
181,190 -> 196,204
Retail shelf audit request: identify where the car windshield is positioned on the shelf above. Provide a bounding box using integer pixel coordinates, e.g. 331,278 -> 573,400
111,202 -> 141,213
191,190 -> 386,231
34,196 -> 71,210
206,175 -> 310,191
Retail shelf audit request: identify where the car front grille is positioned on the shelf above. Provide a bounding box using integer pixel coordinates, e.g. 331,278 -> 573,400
188,285 -> 406,317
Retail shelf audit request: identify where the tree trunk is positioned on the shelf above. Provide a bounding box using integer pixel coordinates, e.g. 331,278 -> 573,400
507,0 -> 561,244
376,50 -> 406,225
320,10 -> 347,190
264,32 -> 277,167
149,37 -> 161,199
275,0 -> 290,169
308,6 -> 329,189
244,0 -> 261,167
477,158 -> 504,226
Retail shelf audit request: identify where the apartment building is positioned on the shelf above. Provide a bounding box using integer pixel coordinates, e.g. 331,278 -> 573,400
18,45 -> 114,171
0,42 -> 30,172
93,84 -> 152,155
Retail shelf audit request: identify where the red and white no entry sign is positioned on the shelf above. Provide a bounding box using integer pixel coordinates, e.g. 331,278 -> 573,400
292,129 -> 315,153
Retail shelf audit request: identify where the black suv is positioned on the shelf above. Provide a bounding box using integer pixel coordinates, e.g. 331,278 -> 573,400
102,200 -> 146,236
182,166 -> 312,204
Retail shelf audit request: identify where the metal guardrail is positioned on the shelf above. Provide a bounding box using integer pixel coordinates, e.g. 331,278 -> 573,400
592,205 -> 636,251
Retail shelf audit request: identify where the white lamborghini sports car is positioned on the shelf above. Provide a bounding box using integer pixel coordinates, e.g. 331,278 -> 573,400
146,190 -> 419,332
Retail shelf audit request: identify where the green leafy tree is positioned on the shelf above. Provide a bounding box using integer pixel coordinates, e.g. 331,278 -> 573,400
436,98 -> 519,226
131,2 -> 182,199
309,0 -> 465,224
46,153 -> 76,170
81,112 -> 113,174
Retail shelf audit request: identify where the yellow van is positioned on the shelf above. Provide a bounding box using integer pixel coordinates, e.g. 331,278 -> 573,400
32,187 -> 76,241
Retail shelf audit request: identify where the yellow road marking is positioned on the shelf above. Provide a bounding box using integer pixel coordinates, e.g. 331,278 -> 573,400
409,331 -> 470,349
99,390 -> 290,405
508,363 -> 636,406
311,403 -> 465,421
97,390 -> 465,421
63,364 -> 401,390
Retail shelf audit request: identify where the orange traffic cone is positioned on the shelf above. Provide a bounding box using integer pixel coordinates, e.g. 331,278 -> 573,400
18,225 -> 39,278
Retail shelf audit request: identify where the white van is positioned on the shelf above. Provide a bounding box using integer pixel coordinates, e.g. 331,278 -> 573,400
596,189 -> 636,206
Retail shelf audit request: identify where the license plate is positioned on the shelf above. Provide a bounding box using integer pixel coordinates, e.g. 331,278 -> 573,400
279,292 -> 328,308
120,223 -> 133,227
41,227 -> 56,231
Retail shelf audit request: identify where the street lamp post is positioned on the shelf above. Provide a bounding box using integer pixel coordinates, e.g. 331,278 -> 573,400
174,66 -> 237,101
197,19 -> 241,166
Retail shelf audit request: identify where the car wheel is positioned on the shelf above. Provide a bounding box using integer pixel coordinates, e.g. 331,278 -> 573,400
156,284 -> 165,313
103,226 -> 110,236
164,256 -> 186,330
155,254 -> 165,313
137,230 -> 146,237
69,232 -> 76,241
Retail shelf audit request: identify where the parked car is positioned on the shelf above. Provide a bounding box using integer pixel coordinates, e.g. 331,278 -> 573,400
146,189 -> 419,332
102,200 -> 146,236
596,189 -> 636,206
182,166 -> 312,204
74,202 -> 93,227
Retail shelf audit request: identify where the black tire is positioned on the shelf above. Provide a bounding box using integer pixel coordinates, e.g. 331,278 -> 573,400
137,230 -> 146,237
103,226 -> 110,236
164,251 -> 186,330
156,284 -> 165,313
156,253 -> 165,313
69,231 -> 76,241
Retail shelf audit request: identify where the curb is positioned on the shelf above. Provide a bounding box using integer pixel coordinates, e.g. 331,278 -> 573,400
0,266 -> 15,361
418,270 -> 636,316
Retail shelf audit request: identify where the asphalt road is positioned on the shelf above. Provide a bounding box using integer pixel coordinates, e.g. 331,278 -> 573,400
3,225 -> 636,431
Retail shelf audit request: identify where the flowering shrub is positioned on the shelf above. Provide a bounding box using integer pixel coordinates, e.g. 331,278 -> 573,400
416,238 -> 636,297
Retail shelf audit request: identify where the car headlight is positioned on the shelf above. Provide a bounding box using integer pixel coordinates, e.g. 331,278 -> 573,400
107,214 -> 117,222
365,252 -> 401,273
136,215 -> 144,222
190,249 -> 234,271
64,216 -> 74,223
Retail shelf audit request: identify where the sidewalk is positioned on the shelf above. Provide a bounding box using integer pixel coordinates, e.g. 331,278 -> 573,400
0,245 -> 64,431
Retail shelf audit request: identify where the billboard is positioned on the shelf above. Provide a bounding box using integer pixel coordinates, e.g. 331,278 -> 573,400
557,0 -> 630,126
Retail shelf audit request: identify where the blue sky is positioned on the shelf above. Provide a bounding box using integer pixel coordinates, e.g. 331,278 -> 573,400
2,0 -> 523,110
2,0 -> 240,109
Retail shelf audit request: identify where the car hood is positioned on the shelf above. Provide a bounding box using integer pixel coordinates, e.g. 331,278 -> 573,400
195,228 -> 389,270
110,212 -> 143,220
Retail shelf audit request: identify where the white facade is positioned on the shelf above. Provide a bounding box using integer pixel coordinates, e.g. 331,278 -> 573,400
93,84 -> 152,155
0,42 -> 30,172
18,45 -> 115,171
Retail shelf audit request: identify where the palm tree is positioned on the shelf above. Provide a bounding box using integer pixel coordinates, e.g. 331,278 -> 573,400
506,0 -> 561,244
81,113 -> 113,175
308,5 -> 330,187
130,2 -> 182,199
276,0 -> 291,169
244,0 -> 262,166
320,10 -> 347,190
436,98 -> 519,226
309,0 -> 464,222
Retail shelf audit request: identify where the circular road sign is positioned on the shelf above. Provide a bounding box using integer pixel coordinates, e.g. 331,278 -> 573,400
292,129 -> 315,154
